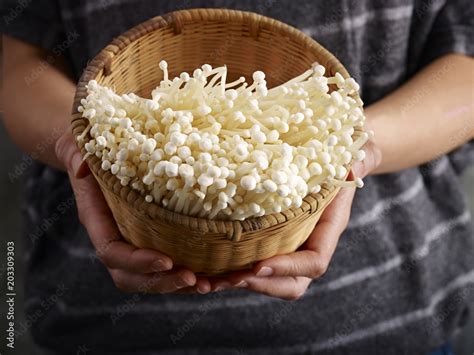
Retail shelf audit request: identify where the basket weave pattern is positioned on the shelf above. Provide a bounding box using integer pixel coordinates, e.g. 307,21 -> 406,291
71,9 -> 361,274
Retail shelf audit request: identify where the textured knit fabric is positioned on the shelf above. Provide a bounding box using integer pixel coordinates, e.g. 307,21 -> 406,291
1,0 -> 474,354
429,341 -> 454,355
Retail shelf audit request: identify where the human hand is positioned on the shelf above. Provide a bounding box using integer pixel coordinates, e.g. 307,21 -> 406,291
55,131 -> 212,294
209,140 -> 382,300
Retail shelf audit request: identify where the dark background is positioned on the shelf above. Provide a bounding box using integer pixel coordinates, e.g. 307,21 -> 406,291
0,121 -> 474,355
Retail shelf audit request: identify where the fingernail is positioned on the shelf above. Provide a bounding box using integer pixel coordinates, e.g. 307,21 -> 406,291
256,266 -> 274,277
214,283 -> 231,292
151,259 -> 170,272
173,278 -> 191,288
233,280 -> 248,288
71,152 -> 83,176
197,285 -> 209,294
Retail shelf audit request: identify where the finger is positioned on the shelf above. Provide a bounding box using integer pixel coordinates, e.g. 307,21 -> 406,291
109,268 -> 196,294
195,277 -> 212,294
174,277 -> 212,294
253,186 -> 356,278
352,139 -> 382,178
206,270 -> 254,291
214,275 -> 311,300
100,241 -> 173,273
55,131 -> 90,178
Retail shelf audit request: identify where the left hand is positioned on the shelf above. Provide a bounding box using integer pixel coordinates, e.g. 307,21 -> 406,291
197,140 -> 381,300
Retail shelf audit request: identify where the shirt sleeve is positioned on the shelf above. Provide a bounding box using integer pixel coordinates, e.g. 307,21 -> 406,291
0,0 -> 65,51
421,0 -> 474,175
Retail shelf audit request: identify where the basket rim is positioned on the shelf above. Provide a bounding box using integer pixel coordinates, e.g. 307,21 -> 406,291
71,8 -> 361,240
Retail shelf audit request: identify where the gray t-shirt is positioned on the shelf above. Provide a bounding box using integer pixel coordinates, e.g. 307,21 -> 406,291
1,0 -> 473,354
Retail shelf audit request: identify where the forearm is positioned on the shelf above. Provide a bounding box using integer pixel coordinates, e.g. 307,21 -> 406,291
365,54 -> 474,174
1,35 -> 75,170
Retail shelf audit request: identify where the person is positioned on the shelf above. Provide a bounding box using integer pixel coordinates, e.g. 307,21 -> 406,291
1,0 -> 473,354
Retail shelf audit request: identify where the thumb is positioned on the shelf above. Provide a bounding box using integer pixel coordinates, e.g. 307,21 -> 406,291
55,130 -> 90,178
351,140 -> 382,178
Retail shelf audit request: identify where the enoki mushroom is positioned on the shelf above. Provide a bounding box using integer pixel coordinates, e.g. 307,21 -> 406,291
78,61 -> 370,220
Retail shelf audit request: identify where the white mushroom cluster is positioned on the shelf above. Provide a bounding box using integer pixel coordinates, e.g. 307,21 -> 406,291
77,61 -> 369,220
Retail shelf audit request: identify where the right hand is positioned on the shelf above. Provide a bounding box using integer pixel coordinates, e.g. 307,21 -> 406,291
55,130 -> 212,294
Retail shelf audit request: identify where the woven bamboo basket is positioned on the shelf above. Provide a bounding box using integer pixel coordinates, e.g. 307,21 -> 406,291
71,8 -> 362,275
